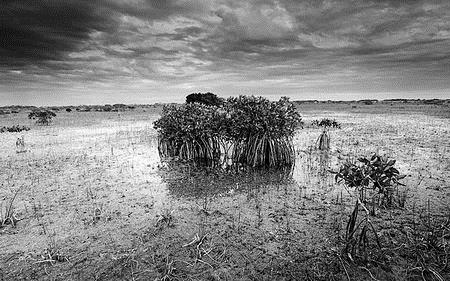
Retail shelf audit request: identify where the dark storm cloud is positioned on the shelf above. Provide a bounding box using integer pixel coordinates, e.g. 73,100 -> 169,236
1,0 -> 450,104
0,0 -> 119,67
0,0 -> 200,67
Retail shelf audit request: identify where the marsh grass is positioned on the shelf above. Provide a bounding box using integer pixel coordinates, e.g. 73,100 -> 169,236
158,255 -> 176,281
35,223 -> 69,265
344,208 -> 450,280
399,211 -> 450,280
1,188 -> 21,228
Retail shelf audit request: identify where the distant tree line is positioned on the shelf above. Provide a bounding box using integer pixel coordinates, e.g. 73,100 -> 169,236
64,104 -> 136,112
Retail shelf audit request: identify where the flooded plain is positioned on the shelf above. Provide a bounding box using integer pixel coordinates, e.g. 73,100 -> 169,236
0,103 -> 449,280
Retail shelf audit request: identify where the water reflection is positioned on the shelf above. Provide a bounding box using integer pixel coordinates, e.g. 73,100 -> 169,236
294,148 -> 335,192
158,161 -> 295,199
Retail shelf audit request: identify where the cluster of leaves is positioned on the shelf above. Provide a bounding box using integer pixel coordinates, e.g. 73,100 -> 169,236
311,118 -> 341,129
154,103 -> 224,143
224,96 -> 302,141
28,110 -> 56,125
0,125 -> 30,133
186,92 -> 224,107
154,95 -> 302,167
332,153 -> 405,196
222,96 -> 301,166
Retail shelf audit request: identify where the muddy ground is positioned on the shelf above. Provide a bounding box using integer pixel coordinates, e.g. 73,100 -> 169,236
0,102 -> 449,280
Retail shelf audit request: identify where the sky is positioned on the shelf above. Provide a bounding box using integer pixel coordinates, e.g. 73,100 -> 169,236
1,0 -> 450,106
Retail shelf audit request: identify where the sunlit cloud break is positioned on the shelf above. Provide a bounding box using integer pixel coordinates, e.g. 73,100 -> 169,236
1,0 -> 449,105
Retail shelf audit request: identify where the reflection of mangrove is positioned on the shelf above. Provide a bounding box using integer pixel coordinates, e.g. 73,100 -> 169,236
302,148 -> 333,188
158,161 -> 295,199
154,96 -> 302,167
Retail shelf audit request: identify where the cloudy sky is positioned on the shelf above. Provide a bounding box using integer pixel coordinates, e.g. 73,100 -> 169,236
1,0 -> 449,105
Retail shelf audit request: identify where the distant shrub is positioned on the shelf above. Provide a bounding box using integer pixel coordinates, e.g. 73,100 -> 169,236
311,119 -> 341,150
0,125 -> 30,133
186,92 -> 223,107
66,108 -> 72,112
311,118 -> 341,129
358,99 -> 378,105
316,131 -> 330,150
423,99 -> 445,105
28,110 -> 56,125
154,95 -> 302,167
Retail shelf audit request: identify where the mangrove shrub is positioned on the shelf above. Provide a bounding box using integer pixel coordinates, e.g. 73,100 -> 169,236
154,95 -> 302,167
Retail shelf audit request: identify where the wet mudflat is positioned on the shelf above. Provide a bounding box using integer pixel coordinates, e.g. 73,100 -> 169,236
0,102 -> 449,280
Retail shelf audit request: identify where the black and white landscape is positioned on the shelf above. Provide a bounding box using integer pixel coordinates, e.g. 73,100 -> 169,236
1,1 -> 449,280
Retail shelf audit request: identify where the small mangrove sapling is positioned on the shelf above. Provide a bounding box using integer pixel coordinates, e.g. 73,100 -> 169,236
312,118 -> 341,150
331,153 -> 406,262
